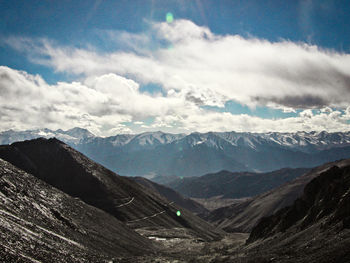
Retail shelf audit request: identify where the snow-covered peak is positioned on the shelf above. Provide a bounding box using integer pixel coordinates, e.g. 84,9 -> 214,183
64,127 -> 95,140
0,127 -> 95,145
1,129 -> 350,153
125,131 -> 185,150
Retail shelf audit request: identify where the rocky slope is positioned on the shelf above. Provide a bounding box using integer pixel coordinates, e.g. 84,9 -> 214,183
0,138 -> 222,242
0,158 -> 153,262
248,161 -> 350,243
235,160 -> 350,263
206,159 -> 350,232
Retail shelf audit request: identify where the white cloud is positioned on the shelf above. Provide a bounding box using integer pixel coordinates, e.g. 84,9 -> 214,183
0,66 -> 133,135
2,19 -> 350,135
0,65 -> 350,135
0,66 -> 197,135
7,19 -> 350,110
151,108 -> 350,134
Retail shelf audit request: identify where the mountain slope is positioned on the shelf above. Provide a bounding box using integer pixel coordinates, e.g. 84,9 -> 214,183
131,176 -> 208,215
0,158 -> 153,262
0,138 -> 222,241
206,159 -> 350,232
240,160 -> 350,263
248,162 -> 350,242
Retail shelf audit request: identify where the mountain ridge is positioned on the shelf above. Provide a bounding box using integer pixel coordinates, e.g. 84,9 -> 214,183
0,138 -> 222,241
239,160 -> 350,263
164,167 -> 310,199
205,158 -> 350,233
2,128 -> 350,176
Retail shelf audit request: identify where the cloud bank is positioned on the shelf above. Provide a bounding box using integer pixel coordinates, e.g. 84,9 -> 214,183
2,19 -> 350,135
1,65 -> 350,135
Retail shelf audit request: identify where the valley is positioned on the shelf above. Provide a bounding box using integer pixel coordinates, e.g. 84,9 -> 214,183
3,2 -> 350,261
0,136 -> 350,262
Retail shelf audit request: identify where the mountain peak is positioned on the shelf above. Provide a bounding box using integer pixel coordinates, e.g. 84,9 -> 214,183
65,127 -> 95,137
0,127 -> 95,145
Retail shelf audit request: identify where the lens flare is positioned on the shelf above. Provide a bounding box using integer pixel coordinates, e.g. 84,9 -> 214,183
166,12 -> 174,23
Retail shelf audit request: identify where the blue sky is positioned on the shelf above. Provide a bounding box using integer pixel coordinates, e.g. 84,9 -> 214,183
1,0 -> 350,135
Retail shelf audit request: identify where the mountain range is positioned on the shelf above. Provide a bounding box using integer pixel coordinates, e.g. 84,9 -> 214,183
1,128 -> 350,177
1,137 -> 350,262
164,167 -> 310,199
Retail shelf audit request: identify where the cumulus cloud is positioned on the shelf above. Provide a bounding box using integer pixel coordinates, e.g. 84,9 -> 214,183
2,19 -> 350,134
6,19 -> 350,110
0,66 -> 197,135
151,107 -> 350,134
1,65 -> 350,135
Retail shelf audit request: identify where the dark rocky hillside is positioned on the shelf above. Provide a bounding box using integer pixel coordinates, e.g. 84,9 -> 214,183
0,138 -> 222,242
131,176 -> 209,215
233,160 -> 350,263
248,163 -> 350,243
0,158 -> 153,262
165,168 -> 310,199
206,159 -> 350,232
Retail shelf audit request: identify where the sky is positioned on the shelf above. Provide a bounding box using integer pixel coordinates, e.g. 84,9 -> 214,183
1,0 -> 350,136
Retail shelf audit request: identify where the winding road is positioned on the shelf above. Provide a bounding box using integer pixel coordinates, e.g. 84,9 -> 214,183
126,201 -> 175,224
115,197 -> 135,208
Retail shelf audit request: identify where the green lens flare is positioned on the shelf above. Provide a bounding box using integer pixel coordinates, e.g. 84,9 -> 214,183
176,210 -> 181,216
166,12 -> 174,23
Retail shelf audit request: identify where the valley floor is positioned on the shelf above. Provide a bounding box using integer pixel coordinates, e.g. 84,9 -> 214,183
113,224 -> 350,263
111,231 -> 249,263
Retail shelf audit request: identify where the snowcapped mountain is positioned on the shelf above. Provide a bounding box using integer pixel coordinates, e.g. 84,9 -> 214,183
76,130 -> 350,177
2,128 -> 350,177
206,131 -> 350,152
0,127 -> 95,145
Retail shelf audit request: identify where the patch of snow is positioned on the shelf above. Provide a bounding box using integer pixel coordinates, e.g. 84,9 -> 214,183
148,236 -> 167,241
195,140 -> 204,145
